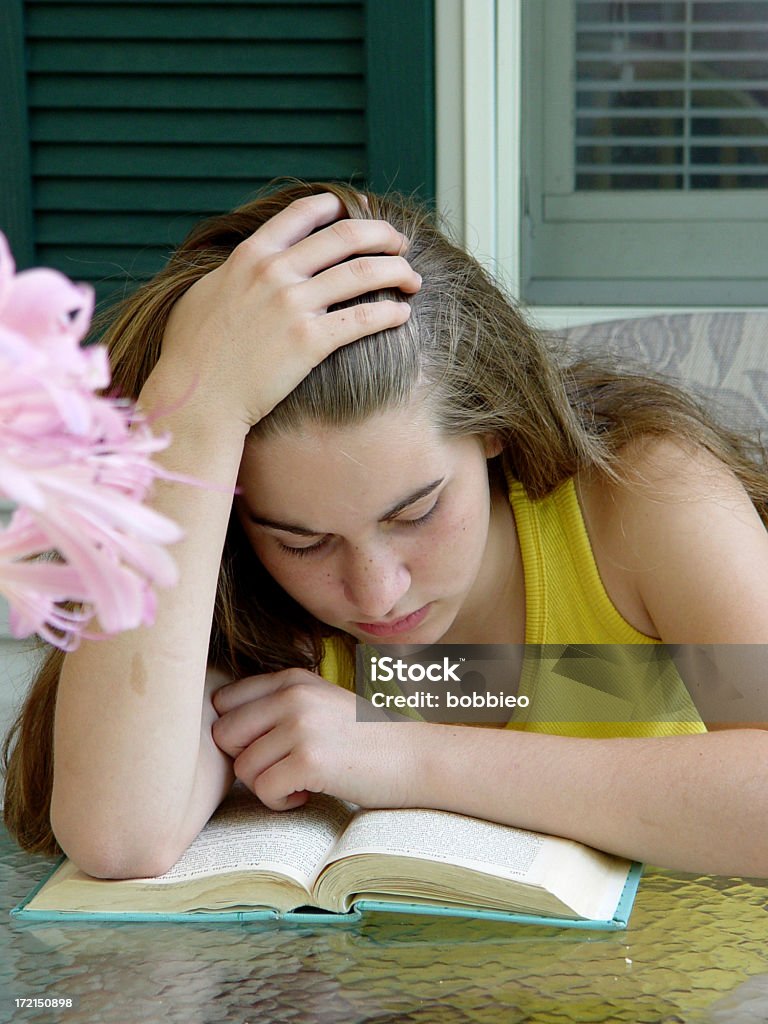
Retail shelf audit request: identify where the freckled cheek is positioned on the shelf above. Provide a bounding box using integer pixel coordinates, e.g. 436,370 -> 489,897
410,511 -> 480,583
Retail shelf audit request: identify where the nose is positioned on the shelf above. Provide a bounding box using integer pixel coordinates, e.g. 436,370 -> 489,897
342,543 -> 411,620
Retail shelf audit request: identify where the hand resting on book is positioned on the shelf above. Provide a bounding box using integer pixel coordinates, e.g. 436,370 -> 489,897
212,668 -> 427,812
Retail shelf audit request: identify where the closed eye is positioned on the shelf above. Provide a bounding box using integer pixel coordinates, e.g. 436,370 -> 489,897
277,500 -> 441,558
395,499 -> 440,528
277,536 -> 330,558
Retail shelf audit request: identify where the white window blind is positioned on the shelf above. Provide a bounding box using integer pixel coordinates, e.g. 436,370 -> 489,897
575,0 -> 768,191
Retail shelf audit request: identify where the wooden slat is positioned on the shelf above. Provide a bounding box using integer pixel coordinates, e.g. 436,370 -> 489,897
32,145 -> 365,177
30,110 -> 365,144
28,40 -> 364,74
27,3 -> 362,39
35,178 -> 281,210
30,0 -> 349,5
36,212 -> 205,244
27,74 -> 364,108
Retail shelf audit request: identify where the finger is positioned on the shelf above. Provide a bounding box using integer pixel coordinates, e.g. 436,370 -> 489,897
303,255 -> 422,312
245,192 -> 348,254
213,668 -> 315,714
286,218 -> 411,278
212,694 -> 283,756
213,682 -> 326,756
249,754 -> 317,811
213,674 -> 283,714
232,724 -> 297,792
314,299 -> 413,351
268,790 -> 311,812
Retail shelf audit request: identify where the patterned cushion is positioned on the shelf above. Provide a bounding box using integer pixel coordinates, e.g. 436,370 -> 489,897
555,312 -> 768,438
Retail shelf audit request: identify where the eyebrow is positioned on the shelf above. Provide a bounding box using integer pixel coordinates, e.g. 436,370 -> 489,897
247,478 -> 445,536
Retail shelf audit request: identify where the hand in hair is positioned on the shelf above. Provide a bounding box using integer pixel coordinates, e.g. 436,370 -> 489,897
211,669 -> 421,811
157,192 -> 421,428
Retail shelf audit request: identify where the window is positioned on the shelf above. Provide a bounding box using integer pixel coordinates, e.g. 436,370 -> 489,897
521,0 -> 768,306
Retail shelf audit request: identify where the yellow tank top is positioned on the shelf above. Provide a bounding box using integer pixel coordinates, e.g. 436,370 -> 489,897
320,475 -> 705,739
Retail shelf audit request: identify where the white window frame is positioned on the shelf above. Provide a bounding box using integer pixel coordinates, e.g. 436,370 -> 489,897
434,0 -> 768,329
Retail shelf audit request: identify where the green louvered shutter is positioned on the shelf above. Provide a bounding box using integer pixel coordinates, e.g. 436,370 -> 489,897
3,1 -> 434,307
3,0 -> 435,309
22,0 -> 369,306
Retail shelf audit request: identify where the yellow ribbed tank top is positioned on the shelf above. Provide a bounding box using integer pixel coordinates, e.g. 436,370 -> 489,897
320,476 -> 705,739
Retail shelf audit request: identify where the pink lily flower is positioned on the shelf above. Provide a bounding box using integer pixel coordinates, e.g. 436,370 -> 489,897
0,232 -> 184,649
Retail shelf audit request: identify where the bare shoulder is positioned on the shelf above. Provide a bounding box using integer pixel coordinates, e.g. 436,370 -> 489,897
579,435 -> 760,550
577,435 -> 768,642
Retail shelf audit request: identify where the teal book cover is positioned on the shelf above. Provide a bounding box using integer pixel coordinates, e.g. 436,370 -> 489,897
11,787 -> 642,931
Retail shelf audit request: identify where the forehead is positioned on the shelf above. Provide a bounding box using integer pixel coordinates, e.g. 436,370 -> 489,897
237,402 -> 477,520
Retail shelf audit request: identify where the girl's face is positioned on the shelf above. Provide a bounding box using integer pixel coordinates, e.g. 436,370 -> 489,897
236,399 -> 505,644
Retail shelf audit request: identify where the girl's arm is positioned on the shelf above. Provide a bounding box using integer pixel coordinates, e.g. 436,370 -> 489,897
409,722 -> 768,877
412,440 -> 768,874
51,392 -> 246,878
212,438 -> 768,876
50,194 -> 421,878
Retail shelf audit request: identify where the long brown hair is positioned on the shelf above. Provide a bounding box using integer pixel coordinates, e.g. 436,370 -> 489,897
5,179 -> 768,855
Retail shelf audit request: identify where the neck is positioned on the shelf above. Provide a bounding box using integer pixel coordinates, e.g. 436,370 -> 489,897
441,478 -> 525,644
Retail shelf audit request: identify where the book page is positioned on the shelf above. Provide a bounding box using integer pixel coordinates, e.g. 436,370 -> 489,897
150,785 -> 355,889
328,808 -> 546,882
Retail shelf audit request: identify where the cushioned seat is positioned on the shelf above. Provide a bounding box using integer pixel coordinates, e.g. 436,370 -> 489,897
556,312 -> 768,437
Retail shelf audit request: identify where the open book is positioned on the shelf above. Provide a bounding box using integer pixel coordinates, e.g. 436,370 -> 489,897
13,785 -> 641,929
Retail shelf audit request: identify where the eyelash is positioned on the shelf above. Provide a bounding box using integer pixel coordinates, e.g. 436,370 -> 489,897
277,501 -> 440,559
277,538 -> 329,559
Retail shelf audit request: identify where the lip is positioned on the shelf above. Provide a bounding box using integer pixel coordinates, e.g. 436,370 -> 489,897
353,603 -> 432,638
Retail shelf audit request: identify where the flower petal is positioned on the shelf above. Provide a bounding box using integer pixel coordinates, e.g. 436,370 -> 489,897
3,268 -> 94,347
0,237 -> 192,648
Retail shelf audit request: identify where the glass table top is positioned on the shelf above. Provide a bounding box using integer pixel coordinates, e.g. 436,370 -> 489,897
2,826 -> 767,1024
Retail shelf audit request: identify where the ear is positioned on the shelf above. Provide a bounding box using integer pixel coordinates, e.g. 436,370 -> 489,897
482,434 -> 504,459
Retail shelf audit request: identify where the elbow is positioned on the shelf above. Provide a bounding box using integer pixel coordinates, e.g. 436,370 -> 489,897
56,834 -> 182,881
51,807 -> 184,880
70,848 -> 180,882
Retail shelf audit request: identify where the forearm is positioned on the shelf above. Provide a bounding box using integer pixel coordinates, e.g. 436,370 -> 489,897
48,200 -> 423,874
411,725 -> 768,877
51,368 -> 245,873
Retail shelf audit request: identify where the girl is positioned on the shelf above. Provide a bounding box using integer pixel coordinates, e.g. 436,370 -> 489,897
4,182 -> 768,879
